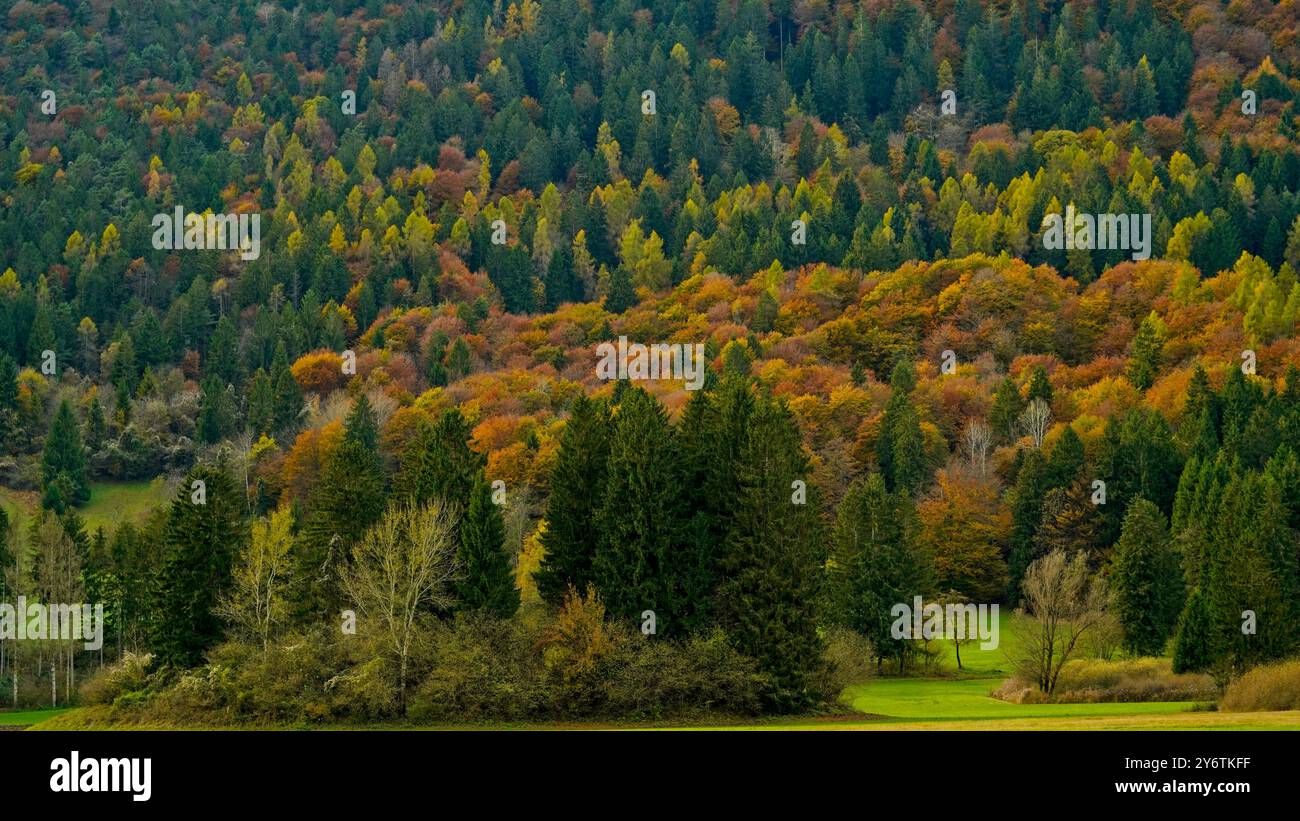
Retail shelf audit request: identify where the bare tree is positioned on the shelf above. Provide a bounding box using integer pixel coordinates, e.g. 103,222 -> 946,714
219,507 -> 294,651
339,500 -> 460,708
1019,398 -> 1052,449
962,419 -> 992,478
1009,550 -> 1108,694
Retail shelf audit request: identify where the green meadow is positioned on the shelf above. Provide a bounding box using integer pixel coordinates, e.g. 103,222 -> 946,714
0,478 -> 168,536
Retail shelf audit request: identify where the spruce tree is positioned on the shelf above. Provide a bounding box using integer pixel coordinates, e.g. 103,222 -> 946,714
1007,449 -> 1048,604
270,341 -> 303,431
1172,587 -> 1213,674
0,351 -> 18,451
1109,498 -> 1183,656
592,387 -> 688,633
1126,312 -> 1162,391
535,395 -> 611,605
41,399 -> 90,512
456,473 -> 519,618
604,265 -> 636,314
151,465 -> 245,667
717,397 -> 826,711
989,376 -> 1025,443
830,473 -> 931,672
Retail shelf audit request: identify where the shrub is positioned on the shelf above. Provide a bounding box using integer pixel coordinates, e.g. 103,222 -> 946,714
993,657 -> 1215,703
78,651 -> 155,706
1219,660 -> 1300,712
810,626 -> 874,702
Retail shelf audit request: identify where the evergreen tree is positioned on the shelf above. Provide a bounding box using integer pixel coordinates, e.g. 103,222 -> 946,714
989,375 -> 1025,443
1127,312 -> 1162,391
1007,448 -> 1048,603
535,395 -> 611,605
830,473 -> 931,671
592,388 -> 689,634
151,465 -> 245,668
1109,498 -> 1182,656
456,473 -> 519,618
41,399 -> 90,512
605,264 -> 636,313
1026,365 -> 1053,404
270,341 -> 303,431
0,351 -> 18,450
716,397 -> 826,710
1172,587 -> 1213,674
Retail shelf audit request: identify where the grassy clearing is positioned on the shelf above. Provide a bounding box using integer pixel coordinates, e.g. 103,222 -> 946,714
843,677 -> 1198,722
0,478 -> 168,536
0,708 -> 70,727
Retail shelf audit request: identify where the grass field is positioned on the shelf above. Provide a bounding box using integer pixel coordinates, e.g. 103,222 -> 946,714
0,709 -> 70,727
0,478 -> 169,536
844,678 -> 1196,721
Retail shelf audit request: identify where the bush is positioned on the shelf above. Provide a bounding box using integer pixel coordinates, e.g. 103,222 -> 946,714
408,613 -> 543,722
810,626 -> 874,701
78,652 -> 155,706
1219,659 -> 1300,712
993,657 -> 1216,704
602,628 -> 766,720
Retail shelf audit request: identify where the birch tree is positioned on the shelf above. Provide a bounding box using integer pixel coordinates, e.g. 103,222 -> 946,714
339,500 -> 460,709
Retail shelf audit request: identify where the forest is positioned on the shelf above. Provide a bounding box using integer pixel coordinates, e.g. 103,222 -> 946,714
2,0 -> 1300,726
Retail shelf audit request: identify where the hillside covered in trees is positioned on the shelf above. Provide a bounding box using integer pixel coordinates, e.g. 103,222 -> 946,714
2,0 -> 1300,723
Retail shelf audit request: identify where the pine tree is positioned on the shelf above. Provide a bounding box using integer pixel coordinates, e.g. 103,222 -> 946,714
151,465 -> 245,667
535,395 -> 611,605
989,376 -> 1025,443
1127,312 -> 1162,391
456,473 -> 519,618
605,265 -> 636,313
1109,498 -> 1182,656
1172,587 -> 1213,674
270,341 -> 303,431
716,397 -> 826,710
1007,449 -> 1048,604
830,473 -> 931,672
42,399 -> 90,512
0,351 -> 18,451
592,388 -> 688,634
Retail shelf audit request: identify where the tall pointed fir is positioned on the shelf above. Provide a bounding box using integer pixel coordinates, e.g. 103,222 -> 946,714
456,473 -> 519,618
592,387 -> 689,635
535,395 -> 612,605
716,396 -> 826,711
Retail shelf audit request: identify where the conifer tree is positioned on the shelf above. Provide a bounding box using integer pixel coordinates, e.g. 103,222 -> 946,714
535,395 -> 611,605
1008,449 -> 1048,603
456,473 -> 519,618
1126,312 -> 1162,391
989,376 -> 1025,443
42,399 -> 90,512
717,397 -> 826,710
151,465 -> 245,667
270,341 -> 303,431
1110,498 -> 1182,656
592,388 -> 688,633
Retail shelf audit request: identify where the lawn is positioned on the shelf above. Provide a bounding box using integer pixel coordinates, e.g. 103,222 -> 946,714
843,677 -> 1197,722
0,478 -> 169,536
0,709 -> 70,727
